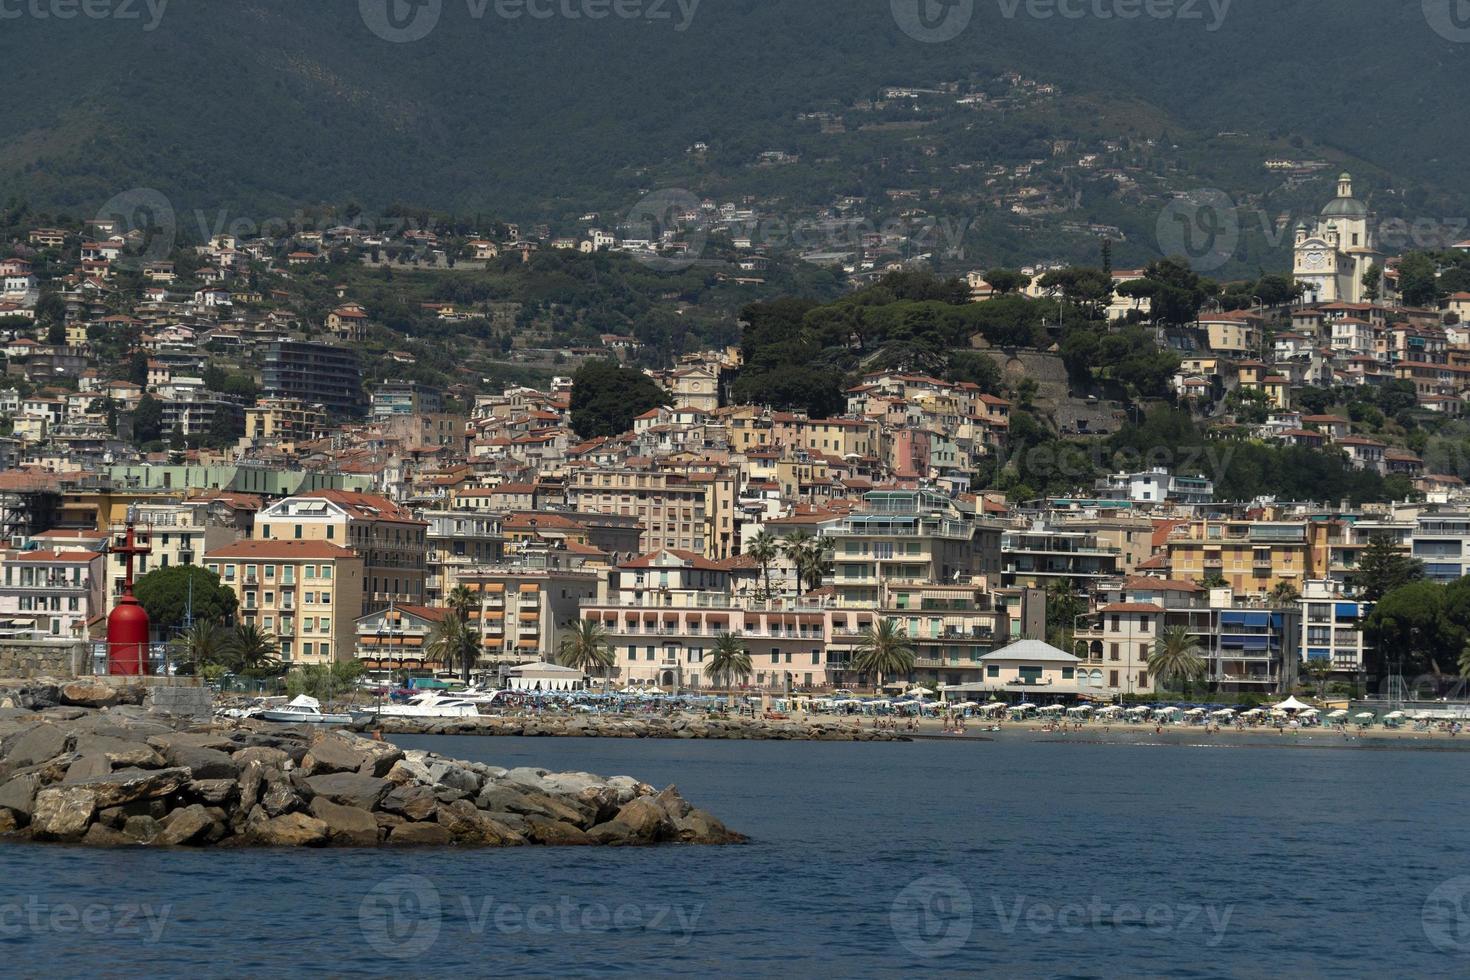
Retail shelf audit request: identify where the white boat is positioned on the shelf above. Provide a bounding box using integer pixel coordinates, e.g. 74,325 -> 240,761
351,690 -> 482,723
259,695 -> 353,725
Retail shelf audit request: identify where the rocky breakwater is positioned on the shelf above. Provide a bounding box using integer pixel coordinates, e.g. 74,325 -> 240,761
357,713 -> 906,741
0,706 -> 744,849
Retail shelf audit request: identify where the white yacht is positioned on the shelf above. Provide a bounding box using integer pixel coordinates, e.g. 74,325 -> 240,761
350,690 -> 482,723
259,695 -> 354,725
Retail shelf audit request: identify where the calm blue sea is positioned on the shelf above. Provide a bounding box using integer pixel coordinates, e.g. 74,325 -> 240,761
4,736 -> 1468,977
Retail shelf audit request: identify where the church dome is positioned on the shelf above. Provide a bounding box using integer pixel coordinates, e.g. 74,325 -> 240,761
1321,196 -> 1368,219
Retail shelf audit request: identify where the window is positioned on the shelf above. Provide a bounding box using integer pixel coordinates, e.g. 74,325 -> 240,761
322,566 -> 332,581
1109,670 -> 1119,686
1139,671 -> 1148,687
294,524 -> 303,539
1062,667 -> 1074,679
320,592 -> 330,605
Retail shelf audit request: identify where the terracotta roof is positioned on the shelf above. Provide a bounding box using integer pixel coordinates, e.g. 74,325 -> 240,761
1101,603 -> 1166,614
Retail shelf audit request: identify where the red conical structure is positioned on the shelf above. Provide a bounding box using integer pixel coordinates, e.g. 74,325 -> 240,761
108,522 -> 152,676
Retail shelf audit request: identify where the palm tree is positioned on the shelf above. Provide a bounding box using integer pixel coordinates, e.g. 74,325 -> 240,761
781,530 -> 813,592
558,619 -> 614,688
428,613 -> 481,684
746,530 -> 780,598
446,584 -> 477,622
852,619 -> 916,693
1458,640 -> 1470,680
172,619 -> 227,674
1151,626 -> 1206,694
707,631 -> 752,690
1269,581 -> 1301,608
797,538 -> 834,594
226,623 -> 281,676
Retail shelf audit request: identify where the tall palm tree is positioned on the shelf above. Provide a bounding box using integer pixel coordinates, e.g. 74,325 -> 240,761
746,530 -> 780,598
428,613 -> 481,684
1269,581 -> 1301,608
707,631 -> 752,690
797,538 -> 834,594
226,623 -> 281,676
781,530 -> 813,592
1458,640 -> 1470,680
853,619 -> 916,692
558,619 -> 614,688
1151,626 -> 1206,694
446,584 -> 477,621
172,619 -> 227,674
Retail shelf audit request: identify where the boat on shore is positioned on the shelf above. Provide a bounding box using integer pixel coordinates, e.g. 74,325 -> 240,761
350,689 -> 483,723
259,695 -> 354,725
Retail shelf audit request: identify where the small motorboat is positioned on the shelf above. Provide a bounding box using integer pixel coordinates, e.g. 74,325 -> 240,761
259,694 -> 353,725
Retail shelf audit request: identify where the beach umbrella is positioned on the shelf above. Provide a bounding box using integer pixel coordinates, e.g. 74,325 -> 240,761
907,687 -> 934,697
1210,708 -> 1236,717
1156,706 -> 1181,716
1272,695 -> 1312,712
1384,711 -> 1405,720
1353,712 -> 1375,720
1326,709 -> 1349,719
1298,708 -> 1320,718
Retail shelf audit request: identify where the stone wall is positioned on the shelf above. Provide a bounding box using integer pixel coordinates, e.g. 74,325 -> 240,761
143,686 -> 215,720
0,640 -> 85,679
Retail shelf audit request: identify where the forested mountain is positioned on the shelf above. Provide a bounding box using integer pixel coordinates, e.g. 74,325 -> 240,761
2,1 -> 1467,270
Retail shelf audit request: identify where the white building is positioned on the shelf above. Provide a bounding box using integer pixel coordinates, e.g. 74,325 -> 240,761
1293,174 -> 1382,304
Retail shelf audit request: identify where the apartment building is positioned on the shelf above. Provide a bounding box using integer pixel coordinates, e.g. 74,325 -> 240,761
255,490 -> 427,614
244,398 -> 328,443
353,604 -> 447,676
826,490 -> 1001,607
204,540 -> 365,664
566,468 -> 710,556
455,564 -> 601,670
261,340 -> 364,417
1165,518 -> 1310,596
0,549 -> 105,638
1299,580 -> 1372,674
104,501 -> 241,598
1000,522 -> 1122,594
423,510 -> 504,604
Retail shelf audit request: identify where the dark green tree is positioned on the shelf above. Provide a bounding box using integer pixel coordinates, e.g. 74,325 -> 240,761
133,566 -> 238,632
1350,534 -> 1425,602
569,359 -> 670,439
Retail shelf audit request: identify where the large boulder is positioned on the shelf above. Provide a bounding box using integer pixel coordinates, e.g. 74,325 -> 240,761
3,723 -> 70,767
356,740 -> 405,778
309,798 -> 379,846
672,808 -> 744,844
62,755 -> 114,784
380,783 -> 437,822
59,681 -> 118,709
122,815 -> 163,844
74,734 -> 165,769
237,760 -> 266,811
301,734 -> 372,776
162,745 -> 239,781
587,797 -> 671,845
187,779 -> 238,806
157,804 -> 215,846
232,746 -> 290,769
388,821 -> 452,846
304,773 -> 390,811
260,772 -> 305,817
63,767 -> 191,808
0,773 -> 41,818
519,814 -> 593,846
252,812 -> 329,847
435,799 -> 525,846
31,786 -> 97,841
